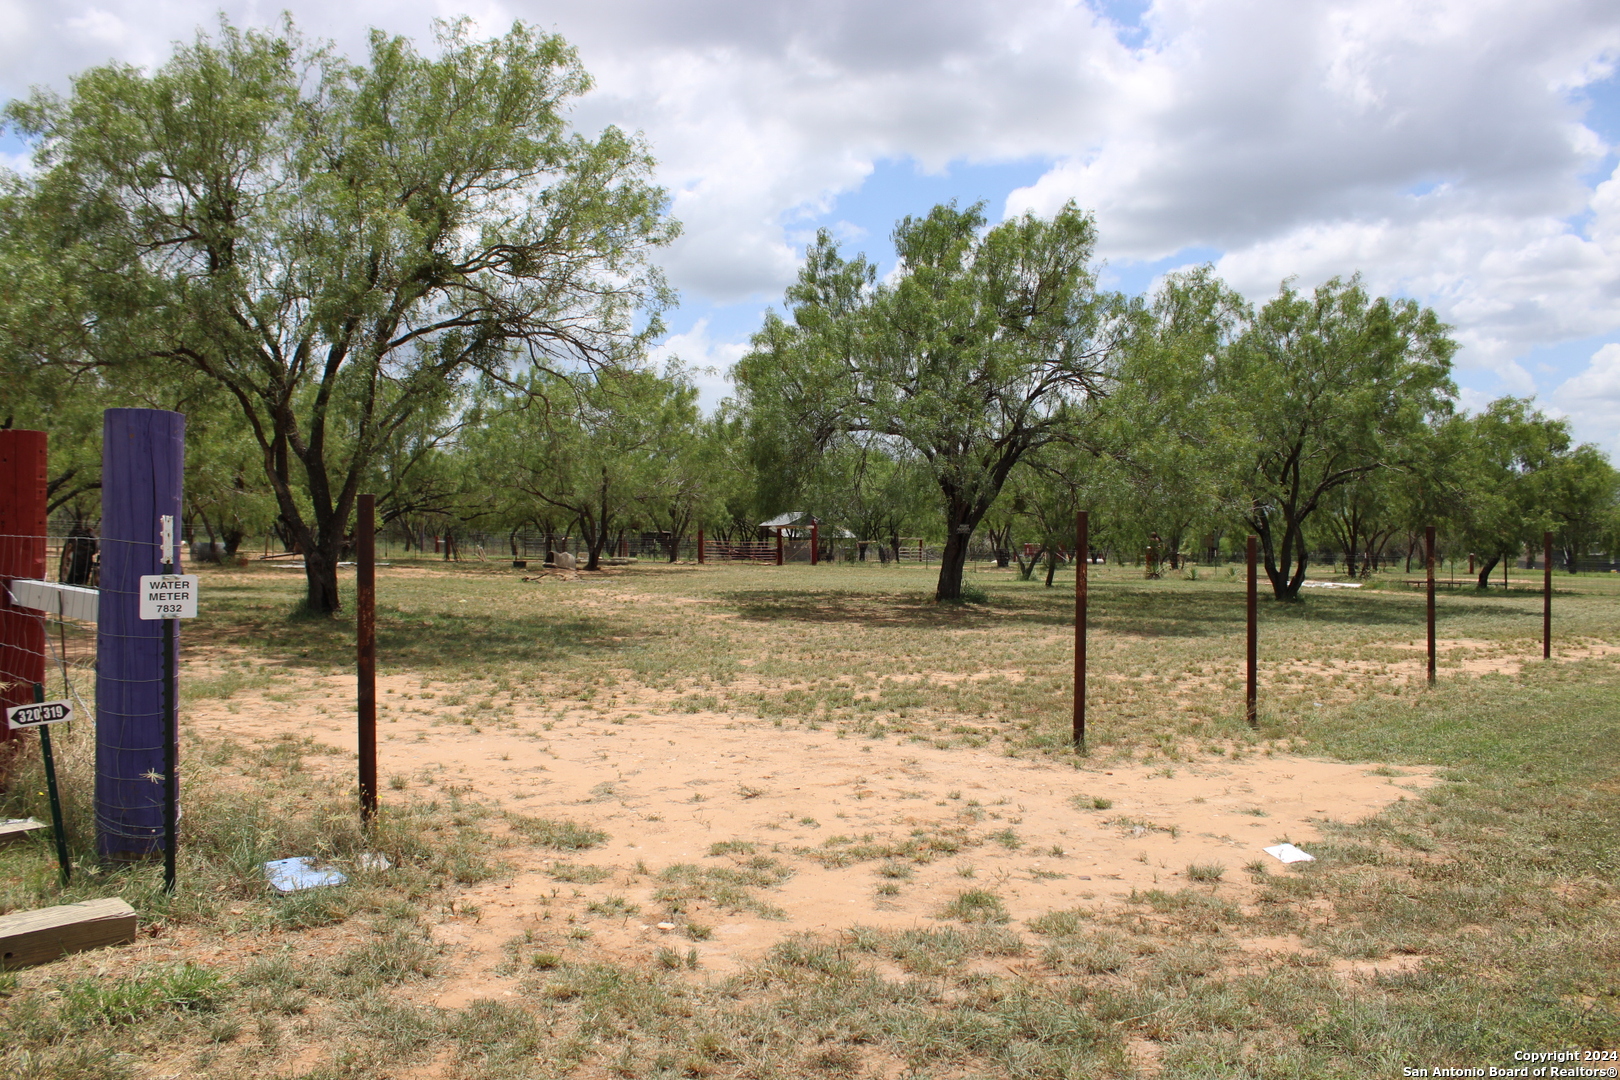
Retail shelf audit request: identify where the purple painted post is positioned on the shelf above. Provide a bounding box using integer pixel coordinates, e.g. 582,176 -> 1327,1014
96,409 -> 184,861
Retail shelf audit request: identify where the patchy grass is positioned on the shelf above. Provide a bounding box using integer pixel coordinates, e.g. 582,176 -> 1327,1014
940,888 -> 1011,924
1,558 -> 1616,1077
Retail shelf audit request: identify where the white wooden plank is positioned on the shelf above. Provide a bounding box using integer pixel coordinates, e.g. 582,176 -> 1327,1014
0,818 -> 48,846
6,579 -> 99,623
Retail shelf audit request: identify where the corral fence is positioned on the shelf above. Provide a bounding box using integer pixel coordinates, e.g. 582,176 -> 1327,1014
2,527 -> 102,710
80,514 -> 1620,577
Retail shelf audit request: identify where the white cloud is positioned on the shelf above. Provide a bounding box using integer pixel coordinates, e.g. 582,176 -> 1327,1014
648,318 -> 749,410
1551,342 -> 1620,457
63,8 -> 132,48
1207,166 -> 1620,384
2,0 -> 1620,393
0,147 -> 33,175
1004,1 -> 1620,391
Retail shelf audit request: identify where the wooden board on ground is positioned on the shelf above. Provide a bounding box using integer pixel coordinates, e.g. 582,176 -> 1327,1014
0,818 -> 48,846
0,897 -> 137,968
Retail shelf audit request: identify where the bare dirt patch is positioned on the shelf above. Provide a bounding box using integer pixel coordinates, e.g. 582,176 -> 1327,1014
190,664 -> 1436,1007
1272,638 -> 1620,683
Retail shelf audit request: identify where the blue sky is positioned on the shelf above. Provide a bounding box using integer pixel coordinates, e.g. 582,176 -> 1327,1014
660,54 -> 1620,433
4,0 -> 1619,452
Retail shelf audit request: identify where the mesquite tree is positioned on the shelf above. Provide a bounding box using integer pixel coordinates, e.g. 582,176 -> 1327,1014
1216,277 -> 1455,600
3,18 -> 676,611
735,201 -> 1124,602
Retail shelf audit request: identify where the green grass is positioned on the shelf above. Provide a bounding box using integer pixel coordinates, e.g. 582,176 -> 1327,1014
146,556 -> 1620,765
0,556 -> 1615,1078
503,813 -> 608,851
940,887 -> 1010,924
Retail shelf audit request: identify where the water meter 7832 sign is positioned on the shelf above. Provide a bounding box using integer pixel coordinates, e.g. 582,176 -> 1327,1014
139,575 -> 199,620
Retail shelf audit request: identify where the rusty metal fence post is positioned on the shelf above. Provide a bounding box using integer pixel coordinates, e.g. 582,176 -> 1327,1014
1246,535 -> 1257,727
1426,525 -> 1436,684
1073,511 -> 1088,750
357,494 -> 377,824
1543,531 -> 1552,660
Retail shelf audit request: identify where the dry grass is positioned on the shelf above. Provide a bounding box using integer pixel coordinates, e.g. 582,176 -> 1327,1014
1,556 -> 1617,1078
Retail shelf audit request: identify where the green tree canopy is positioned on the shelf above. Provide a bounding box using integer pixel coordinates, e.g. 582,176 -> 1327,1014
1093,266 -> 1247,571
735,201 -> 1125,601
474,367 -> 699,571
2,17 -> 676,611
1214,277 -> 1455,600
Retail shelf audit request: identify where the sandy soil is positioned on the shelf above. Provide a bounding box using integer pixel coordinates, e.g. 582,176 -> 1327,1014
1272,638 -> 1620,684
187,666 -> 1437,1009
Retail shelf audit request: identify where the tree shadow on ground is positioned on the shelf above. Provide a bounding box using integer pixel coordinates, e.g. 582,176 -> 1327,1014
197,602 -> 631,674
723,584 -> 1445,638
722,589 -> 1013,629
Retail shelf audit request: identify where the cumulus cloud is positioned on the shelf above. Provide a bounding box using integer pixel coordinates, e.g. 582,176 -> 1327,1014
997,0 -> 1620,406
1209,165 -> 1620,384
1011,1 -> 1619,248
648,318 -> 750,410
1552,343 -> 1620,457
2,0 -> 1620,427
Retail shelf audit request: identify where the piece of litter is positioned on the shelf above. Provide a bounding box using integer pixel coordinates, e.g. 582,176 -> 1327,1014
656,921 -> 676,931
1262,843 -> 1315,864
357,853 -> 392,872
264,857 -> 348,893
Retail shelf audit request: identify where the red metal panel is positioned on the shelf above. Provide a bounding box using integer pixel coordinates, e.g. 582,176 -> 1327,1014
0,429 -> 48,754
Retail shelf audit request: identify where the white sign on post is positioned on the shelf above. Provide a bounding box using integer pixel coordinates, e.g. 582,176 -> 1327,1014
139,575 -> 199,620
7,700 -> 74,730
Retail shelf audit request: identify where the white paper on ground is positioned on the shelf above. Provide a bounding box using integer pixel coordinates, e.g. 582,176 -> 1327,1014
1263,843 -> 1316,863
264,856 -> 348,893
356,853 -> 392,872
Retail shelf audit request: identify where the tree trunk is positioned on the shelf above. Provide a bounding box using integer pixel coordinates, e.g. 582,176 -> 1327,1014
1475,554 -> 1500,589
582,519 -> 604,570
583,471 -> 611,571
983,524 -> 1012,568
302,541 -> 342,613
1043,550 -> 1059,588
1254,516 -> 1308,601
1164,526 -> 1184,571
935,529 -> 972,600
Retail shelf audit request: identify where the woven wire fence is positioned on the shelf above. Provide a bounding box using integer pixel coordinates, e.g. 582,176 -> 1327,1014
1,531 -> 99,722
1,531 -> 99,851
2,526 -> 177,860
